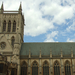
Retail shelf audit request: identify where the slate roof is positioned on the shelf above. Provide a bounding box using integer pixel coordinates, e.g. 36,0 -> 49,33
0,9 -> 1,13
20,42 -> 75,56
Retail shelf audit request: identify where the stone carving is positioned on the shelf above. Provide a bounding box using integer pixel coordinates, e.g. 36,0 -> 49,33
11,55 -> 18,63
13,49 -> 19,55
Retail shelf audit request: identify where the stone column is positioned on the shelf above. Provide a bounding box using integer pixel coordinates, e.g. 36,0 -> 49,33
50,59 -> 53,75
39,59 -> 42,75
11,21 -> 13,32
8,69 -> 11,75
28,59 -> 31,75
0,18 -> 1,33
6,21 -> 8,32
17,64 -> 20,75
60,59 -> 64,75
72,59 -> 74,75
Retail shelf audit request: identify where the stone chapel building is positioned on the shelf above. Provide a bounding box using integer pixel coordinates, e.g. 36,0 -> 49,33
0,3 -> 75,75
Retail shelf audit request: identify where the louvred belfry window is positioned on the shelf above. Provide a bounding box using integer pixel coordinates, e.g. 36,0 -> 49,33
32,61 -> 38,75
54,61 -> 60,75
65,61 -> 71,75
13,21 -> 16,32
8,20 -> 11,32
3,20 -> 6,32
43,61 -> 49,75
21,61 -> 27,75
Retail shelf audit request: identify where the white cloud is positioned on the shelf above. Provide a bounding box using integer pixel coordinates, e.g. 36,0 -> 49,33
67,38 -> 75,42
66,19 -> 75,32
44,31 -> 58,42
0,0 -> 75,42
41,2 -> 74,24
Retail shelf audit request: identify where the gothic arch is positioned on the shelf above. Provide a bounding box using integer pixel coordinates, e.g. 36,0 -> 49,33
53,60 -> 60,66
53,60 -> 60,75
42,60 -> 49,67
64,60 -> 71,75
12,20 -> 16,32
8,20 -> 11,32
21,61 -> 28,67
64,60 -> 71,66
32,61 -> 38,75
21,61 -> 28,75
31,60 -> 39,67
42,60 -> 49,75
3,20 -> 6,32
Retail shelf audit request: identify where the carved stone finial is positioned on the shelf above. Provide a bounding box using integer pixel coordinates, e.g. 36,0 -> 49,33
19,2 -> 22,13
1,2 -> 4,13
29,48 -> 31,58
1,2 -> 4,10
61,47 -> 63,57
50,47 -> 52,57
71,47 -> 73,57
39,47 -> 41,58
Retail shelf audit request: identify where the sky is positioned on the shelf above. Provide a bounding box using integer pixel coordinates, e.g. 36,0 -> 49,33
0,0 -> 75,42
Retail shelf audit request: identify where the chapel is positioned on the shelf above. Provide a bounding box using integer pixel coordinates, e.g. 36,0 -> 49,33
0,3 -> 75,75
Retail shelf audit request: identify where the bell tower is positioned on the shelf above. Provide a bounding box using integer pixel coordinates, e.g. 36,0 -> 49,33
0,3 -> 24,50
0,3 -> 24,75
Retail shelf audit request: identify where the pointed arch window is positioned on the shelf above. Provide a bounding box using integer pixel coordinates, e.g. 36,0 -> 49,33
43,61 -> 49,75
54,61 -> 60,75
11,36 -> 15,47
13,20 -> 16,32
8,20 -> 11,32
32,61 -> 38,75
65,61 -> 71,75
11,68 -> 17,75
21,61 -> 27,75
3,20 -> 6,32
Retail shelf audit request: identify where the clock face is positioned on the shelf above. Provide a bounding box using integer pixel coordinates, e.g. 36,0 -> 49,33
1,42 -> 6,49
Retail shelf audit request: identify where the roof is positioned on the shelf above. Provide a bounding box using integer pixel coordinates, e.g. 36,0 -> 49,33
0,9 -> 1,13
20,42 -> 75,56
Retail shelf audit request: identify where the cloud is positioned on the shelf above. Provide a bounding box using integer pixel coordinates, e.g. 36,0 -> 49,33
44,31 -> 58,42
41,2 -> 74,24
66,19 -> 75,32
67,38 -> 75,42
0,0 -> 75,42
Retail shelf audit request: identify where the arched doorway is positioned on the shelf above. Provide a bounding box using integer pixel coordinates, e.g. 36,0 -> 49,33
21,61 -> 27,75
43,61 -> 49,75
54,61 -> 60,75
64,61 -> 71,75
32,61 -> 38,75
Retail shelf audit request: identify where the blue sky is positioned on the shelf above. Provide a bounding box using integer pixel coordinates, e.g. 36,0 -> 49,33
0,0 -> 75,42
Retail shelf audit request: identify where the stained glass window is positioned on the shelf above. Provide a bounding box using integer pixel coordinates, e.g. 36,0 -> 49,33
12,21 -> 16,32
3,20 -> 6,32
43,61 -> 49,75
65,61 -> 71,75
32,61 -> 38,75
54,61 -> 60,75
8,20 -> 11,32
21,61 -> 27,75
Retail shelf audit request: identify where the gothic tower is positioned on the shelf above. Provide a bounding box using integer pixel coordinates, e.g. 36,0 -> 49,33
0,3 -> 24,75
